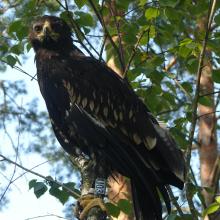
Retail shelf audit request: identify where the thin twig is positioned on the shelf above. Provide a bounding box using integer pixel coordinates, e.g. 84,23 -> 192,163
197,110 -> 220,119
0,105 -> 22,203
199,90 -> 220,97
164,57 -> 177,72
0,59 -> 37,80
123,27 -> 149,76
167,185 -> 184,216
12,159 -> 53,185
185,0 -> 217,170
99,35 -> 107,61
0,154 -> 80,199
55,0 -> 101,59
24,213 -> 68,220
123,1 -> 158,17
87,0 -> 124,71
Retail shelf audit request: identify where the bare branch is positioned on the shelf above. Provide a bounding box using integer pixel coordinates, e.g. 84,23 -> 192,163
164,57 -> 177,72
0,59 -> 37,80
199,90 -> 220,97
123,27 -> 149,76
24,213 -> 68,220
197,110 -> 220,119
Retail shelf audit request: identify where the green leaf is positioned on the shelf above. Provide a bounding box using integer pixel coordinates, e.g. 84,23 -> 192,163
167,212 -> 177,220
10,44 -> 23,55
176,214 -> 195,220
203,202 -> 220,217
105,202 -> 120,218
198,96 -> 212,107
74,0 -> 87,8
16,26 -> 29,41
49,186 -> 69,204
26,43 -> 32,52
214,13 -> 220,25
145,8 -> 160,20
186,183 -> 198,198
165,8 -> 181,21
212,69 -> 220,83
75,11 -> 94,27
181,82 -> 193,93
63,182 -> 76,189
33,182 -> 48,198
216,196 -> 220,204
8,19 -> 28,41
117,199 -> 132,215
115,0 -> 131,10
160,0 -> 179,8
139,0 -> 147,6
60,11 -> 73,23
186,58 -> 198,74
29,179 -> 37,189
149,25 -> 156,39
3,55 -> 17,67
8,20 -> 22,34
63,182 -> 80,199
179,46 -> 192,58
179,38 -> 193,46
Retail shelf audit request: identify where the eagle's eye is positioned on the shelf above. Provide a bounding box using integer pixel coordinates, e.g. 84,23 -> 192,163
33,24 -> 42,32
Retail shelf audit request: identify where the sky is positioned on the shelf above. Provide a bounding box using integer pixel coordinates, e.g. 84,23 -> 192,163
0,50 -> 76,220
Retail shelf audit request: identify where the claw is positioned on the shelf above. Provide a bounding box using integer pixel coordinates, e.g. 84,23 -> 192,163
77,194 -> 106,220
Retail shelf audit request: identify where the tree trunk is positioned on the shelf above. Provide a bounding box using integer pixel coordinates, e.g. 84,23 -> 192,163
197,18 -> 219,220
103,1 -> 134,219
106,39 -> 134,220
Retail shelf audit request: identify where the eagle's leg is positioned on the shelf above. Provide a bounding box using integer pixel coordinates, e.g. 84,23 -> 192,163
78,194 -> 106,219
72,156 -> 107,220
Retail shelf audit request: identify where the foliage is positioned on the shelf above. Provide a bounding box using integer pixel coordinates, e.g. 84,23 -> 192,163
1,0 -> 220,219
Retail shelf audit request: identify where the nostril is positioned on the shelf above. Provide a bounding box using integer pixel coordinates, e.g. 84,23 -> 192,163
43,27 -> 50,35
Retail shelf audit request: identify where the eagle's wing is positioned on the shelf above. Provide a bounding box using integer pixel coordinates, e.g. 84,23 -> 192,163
61,55 -> 185,185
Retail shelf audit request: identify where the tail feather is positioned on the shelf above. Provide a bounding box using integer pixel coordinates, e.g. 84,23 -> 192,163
131,179 -> 164,220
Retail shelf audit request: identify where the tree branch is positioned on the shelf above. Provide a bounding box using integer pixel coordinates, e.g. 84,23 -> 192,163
166,185 -> 184,216
199,90 -> 220,97
123,27 -> 150,76
0,59 -> 37,80
0,154 -> 80,199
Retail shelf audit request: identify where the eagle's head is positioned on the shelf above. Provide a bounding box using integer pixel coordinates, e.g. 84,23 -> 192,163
29,15 -> 72,51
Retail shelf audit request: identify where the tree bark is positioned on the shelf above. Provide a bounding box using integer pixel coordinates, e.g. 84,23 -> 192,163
106,43 -> 134,220
104,1 -> 134,219
197,18 -> 219,219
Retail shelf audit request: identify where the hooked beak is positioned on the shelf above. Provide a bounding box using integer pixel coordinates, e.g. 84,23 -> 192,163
42,21 -> 52,38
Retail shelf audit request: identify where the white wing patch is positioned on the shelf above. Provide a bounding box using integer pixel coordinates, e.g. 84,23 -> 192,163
144,136 -> 157,150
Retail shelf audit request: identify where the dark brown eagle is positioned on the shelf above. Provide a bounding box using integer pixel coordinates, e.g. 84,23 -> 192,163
29,15 -> 185,220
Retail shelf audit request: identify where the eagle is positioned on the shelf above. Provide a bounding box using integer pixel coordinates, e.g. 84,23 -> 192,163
29,15 -> 185,220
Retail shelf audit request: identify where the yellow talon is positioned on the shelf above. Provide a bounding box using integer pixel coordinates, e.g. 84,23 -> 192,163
78,194 -> 106,219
